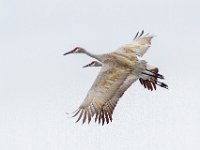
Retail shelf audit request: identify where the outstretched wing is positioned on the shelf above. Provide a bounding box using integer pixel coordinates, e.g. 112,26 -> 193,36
100,74 -> 139,124
73,64 -> 131,125
116,31 -> 154,57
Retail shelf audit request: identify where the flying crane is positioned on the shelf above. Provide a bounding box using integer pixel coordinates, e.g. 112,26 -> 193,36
64,31 -> 168,125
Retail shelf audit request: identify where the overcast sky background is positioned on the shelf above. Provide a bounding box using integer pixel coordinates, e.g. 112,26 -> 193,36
0,0 -> 200,150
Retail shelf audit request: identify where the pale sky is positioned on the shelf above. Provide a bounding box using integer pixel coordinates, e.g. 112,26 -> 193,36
0,0 -> 200,150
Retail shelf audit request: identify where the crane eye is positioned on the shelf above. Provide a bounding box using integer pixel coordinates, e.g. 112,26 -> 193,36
72,47 -> 79,53
91,61 -> 96,66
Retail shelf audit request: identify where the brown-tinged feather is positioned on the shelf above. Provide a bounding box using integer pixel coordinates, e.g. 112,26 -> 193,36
146,81 -> 150,90
147,81 -> 153,91
87,108 -> 92,124
107,109 -> 112,122
139,78 -> 144,85
152,82 -> 156,90
98,111 -> 103,124
95,112 -> 99,122
82,110 -> 87,124
107,101 -> 114,109
105,112 -> 110,124
72,109 -> 81,117
76,110 -> 83,123
106,102 -> 114,114
89,104 -> 95,117
104,104 -> 113,118
150,82 -> 153,91
101,112 -> 105,125
143,80 -> 147,88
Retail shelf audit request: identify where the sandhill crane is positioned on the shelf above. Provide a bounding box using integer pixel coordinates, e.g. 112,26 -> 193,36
82,61 -> 167,91
64,31 -> 168,125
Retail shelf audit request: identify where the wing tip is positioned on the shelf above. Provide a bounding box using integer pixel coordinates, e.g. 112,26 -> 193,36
133,30 -> 155,40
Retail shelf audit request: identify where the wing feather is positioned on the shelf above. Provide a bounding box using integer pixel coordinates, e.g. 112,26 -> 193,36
104,112 -> 109,124
82,110 -> 87,124
87,108 -> 92,124
75,110 -> 83,123
133,31 -> 139,40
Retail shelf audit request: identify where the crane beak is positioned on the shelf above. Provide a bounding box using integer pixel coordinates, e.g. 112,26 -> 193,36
63,50 -> 73,56
82,64 -> 90,68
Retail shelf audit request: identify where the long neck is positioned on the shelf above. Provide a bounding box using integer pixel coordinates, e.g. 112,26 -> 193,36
84,49 -> 102,62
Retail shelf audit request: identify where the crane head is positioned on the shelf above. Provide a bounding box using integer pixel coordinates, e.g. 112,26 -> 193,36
82,61 -> 102,68
63,47 -> 85,55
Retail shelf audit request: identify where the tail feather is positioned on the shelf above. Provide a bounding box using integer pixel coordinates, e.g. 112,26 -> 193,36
156,80 -> 168,89
139,65 -> 168,90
